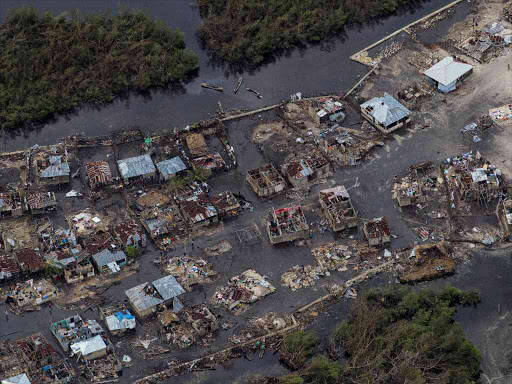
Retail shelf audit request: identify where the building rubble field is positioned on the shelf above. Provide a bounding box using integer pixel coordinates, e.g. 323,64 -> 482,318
163,257 -> 217,291
211,270 -> 276,315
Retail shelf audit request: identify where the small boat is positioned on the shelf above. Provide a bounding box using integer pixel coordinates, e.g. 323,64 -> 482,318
201,83 -> 224,92
246,87 -> 262,99
234,77 -> 243,94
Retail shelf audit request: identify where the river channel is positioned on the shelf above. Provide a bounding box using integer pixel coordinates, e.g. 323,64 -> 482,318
0,0 -> 469,151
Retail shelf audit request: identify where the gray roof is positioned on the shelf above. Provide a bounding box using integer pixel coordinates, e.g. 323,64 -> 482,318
360,93 -> 410,127
424,57 -> 473,86
117,154 -> 156,179
156,157 -> 187,179
153,275 -> 186,300
125,275 -> 184,313
92,249 -> 126,268
40,156 -> 70,178
2,373 -> 31,384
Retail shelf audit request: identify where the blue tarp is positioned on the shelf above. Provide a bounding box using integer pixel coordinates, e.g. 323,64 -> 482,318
114,310 -> 135,321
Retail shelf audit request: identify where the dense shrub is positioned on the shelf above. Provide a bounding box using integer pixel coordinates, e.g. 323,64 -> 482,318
0,7 -> 198,129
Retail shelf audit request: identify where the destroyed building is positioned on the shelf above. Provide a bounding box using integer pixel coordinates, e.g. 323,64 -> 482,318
309,97 -> 346,125
319,186 -> 358,231
141,204 -> 186,243
212,269 -> 275,314
164,257 -> 217,291
393,177 -> 426,207
247,164 -> 286,197
363,217 -> 391,246
183,305 -> 219,337
114,221 -> 146,249
99,304 -> 136,336
125,275 -> 185,318
92,249 -> 127,274
0,193 -> 24,219
8,279 -> 59,308
0,254 -> 20,281
117,154 -> 157,183
267,205 -> 309,244
444,152 -> 501,206
282,152 -> 330,188
185,133 -> 208,158
178,192 -> 218,227
319,126 -> 381,166
424,56 -> 473,93
360,93 -> 411,134
51,315 -> 104,352
190,152 -> 226,177
210,191 -> 241,219
156,157 -> 187,181
82,232 -> 113,256
498,199 -> 512,238
86,161 -> 113,189
26,192 -> 57,215
0,333 -> 74,384
59,254 -> 95,284
15,248 -> 44,274
37,152 -> 71,185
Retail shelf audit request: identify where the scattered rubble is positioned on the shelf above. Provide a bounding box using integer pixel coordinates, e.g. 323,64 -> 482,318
212,269 -> 275,315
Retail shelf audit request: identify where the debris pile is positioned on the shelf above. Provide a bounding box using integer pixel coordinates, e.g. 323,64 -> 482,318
400,242 -> 455,283
164,257 -> 217,291
212,269 -> 275,315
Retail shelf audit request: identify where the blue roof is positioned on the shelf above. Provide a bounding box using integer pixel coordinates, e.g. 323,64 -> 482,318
156,157 -> 187,179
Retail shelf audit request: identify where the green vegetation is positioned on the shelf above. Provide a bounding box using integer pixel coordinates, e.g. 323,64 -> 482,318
0,7 -> 198,129
198,0 -> 421,65
125,245 -> 140,259
331,286 -> 481,384
43,260 -> 64,279
280,330 -> 319,369
245,286 -> 480,384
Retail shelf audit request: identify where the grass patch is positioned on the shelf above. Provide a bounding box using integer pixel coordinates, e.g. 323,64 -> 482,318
0,7 -> 198,129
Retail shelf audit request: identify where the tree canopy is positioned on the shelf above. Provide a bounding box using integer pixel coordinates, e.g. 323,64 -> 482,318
0,7 -> 198,129
331,286 -> 481,384
198,0 -> 421,65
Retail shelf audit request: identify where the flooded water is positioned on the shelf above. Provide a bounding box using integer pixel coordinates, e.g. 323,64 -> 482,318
0,0 -> 470,151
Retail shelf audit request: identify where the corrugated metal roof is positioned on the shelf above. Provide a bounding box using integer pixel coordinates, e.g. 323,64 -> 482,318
153,275 -> 186,300
424,57 -> 473,86
92,249 -> 126,268
360,93 -> 411,127
117,154 -> 156,179
70,335 -> 106,357
125,282 -> 163,312
125,276 -> 185,313
482,22 -> 505,35
320,185 -> 350,199
156,157 -> 187,179
2,373 -> 31,384
40,155 -> 70,178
